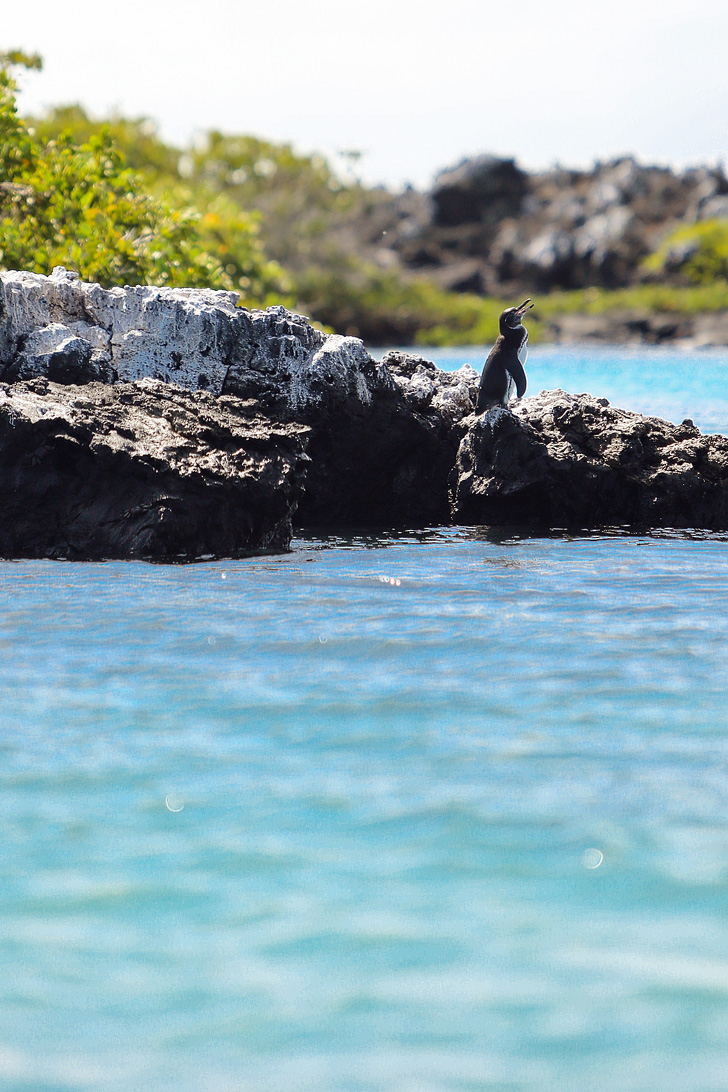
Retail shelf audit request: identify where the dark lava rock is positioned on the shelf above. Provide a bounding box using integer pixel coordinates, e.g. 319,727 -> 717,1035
543,308 -> 728,347
0,271 -> 484,534
224,324 -> 481,526
431,156 -> 528,229
542,310 -> 696,344
0,378 -> 309,560
450,390 -> 728,530
5,328 -> 105,384
7,269 -> 728,549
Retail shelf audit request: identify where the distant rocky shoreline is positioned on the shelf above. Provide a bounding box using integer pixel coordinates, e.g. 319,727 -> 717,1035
3,268 -> 728,561
361,155 -> 728,298
543,308 -> 728,347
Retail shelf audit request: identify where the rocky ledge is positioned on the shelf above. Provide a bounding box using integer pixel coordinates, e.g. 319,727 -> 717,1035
451,391 -> 728,530
361,155 -> 728,300
0,378 -> 308,561
0,268 -> 478,557
543,309 -> 728,348
2,267 -> 728,560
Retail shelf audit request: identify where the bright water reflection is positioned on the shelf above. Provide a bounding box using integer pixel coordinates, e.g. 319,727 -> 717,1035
2,528 -> 728,1091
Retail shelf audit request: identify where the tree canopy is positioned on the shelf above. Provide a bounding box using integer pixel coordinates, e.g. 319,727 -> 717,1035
0,52 -> 288,302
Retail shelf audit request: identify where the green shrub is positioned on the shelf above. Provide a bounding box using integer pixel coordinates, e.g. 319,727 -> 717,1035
0,54 -> 287,302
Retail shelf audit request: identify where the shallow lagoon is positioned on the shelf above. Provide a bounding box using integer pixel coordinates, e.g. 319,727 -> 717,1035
2,346 -> 728,1092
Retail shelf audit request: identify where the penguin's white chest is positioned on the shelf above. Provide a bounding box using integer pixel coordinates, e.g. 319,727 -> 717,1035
518,330 -> 529,367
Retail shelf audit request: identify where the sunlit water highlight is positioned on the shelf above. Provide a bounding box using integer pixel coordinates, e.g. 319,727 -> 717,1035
3,348 -> 728,1092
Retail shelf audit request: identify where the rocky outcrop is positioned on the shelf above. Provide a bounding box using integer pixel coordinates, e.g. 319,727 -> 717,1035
0,266 -> 287,393
227,337 -> 479,525
357,155 -> 728,299
0,377 -> 308,560
0,269 -> 481,529
450,390 -> 728,530
5,269 -> 728,558
431,156 -> 529,232
543,308 -> 728,347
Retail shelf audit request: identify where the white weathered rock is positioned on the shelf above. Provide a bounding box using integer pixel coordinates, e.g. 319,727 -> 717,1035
0,269 -> 400,418
0,270 -> 487,434
0,267 -> 247,393
432,363 -> 479,422
289,334 -> 373,411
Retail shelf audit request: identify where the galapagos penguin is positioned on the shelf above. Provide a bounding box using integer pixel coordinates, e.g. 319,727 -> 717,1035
477,298 -> 534,412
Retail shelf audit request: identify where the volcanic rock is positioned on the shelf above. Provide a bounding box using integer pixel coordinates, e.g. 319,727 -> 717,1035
450,390 -> 728,530
0,377 -> 308,560
226,335 -> 480,526
0,269 -> 483,529
0,266 -> 250,392
543,308 -> 728,347
6,268 -> 728,550
431,155 -> 528,229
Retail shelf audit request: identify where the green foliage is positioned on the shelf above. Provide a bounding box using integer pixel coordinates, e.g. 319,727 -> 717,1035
31,112 -> 365,271
295,260 -> 544,346
180,130 -> 369,273
533,281 -> 728,318
298,263 -> 728,346
1,129 -> 227,287
184,130 -> 350,206
30,104 -> 181,176
169,184 -> 293,305
10,52 -> 728,345
0,51 -> 42,71
643,219 -> 728,285
0,52 -> 38,178
0,58 -> 288,301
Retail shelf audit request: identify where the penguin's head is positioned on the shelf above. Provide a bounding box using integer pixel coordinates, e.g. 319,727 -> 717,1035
499,298 -> 534,334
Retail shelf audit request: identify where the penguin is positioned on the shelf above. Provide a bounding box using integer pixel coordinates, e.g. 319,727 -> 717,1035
476,298 -> 534,412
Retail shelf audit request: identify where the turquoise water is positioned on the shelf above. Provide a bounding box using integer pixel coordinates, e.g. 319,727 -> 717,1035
3,348 -> 728,1092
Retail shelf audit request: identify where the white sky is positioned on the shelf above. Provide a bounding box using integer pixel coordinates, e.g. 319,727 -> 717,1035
4,0 -> 727,188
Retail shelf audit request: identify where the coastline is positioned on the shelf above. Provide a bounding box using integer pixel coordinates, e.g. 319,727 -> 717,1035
541,308 -> 728,348
3,268 -> 728,561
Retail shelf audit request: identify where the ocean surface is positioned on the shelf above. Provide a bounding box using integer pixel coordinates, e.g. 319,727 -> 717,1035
3,346 -> 728,1092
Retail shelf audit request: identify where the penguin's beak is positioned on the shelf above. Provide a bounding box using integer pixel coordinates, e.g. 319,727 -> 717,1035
515,298 -> 535,316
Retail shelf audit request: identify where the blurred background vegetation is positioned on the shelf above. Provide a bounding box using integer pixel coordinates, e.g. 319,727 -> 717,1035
2,51 -> 728,347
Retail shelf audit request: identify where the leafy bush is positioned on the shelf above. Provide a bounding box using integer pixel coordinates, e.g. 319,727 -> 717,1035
30,109 -> 365,275
10,51 -> 728,346
0,54 -> 287,301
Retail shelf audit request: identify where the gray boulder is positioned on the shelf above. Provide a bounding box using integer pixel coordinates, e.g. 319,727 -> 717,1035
6,268 -> 728,548
364,155 -> 728,303
0,267 -> 248,392
431,155 -> 528,229
4,323 -> 112,384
